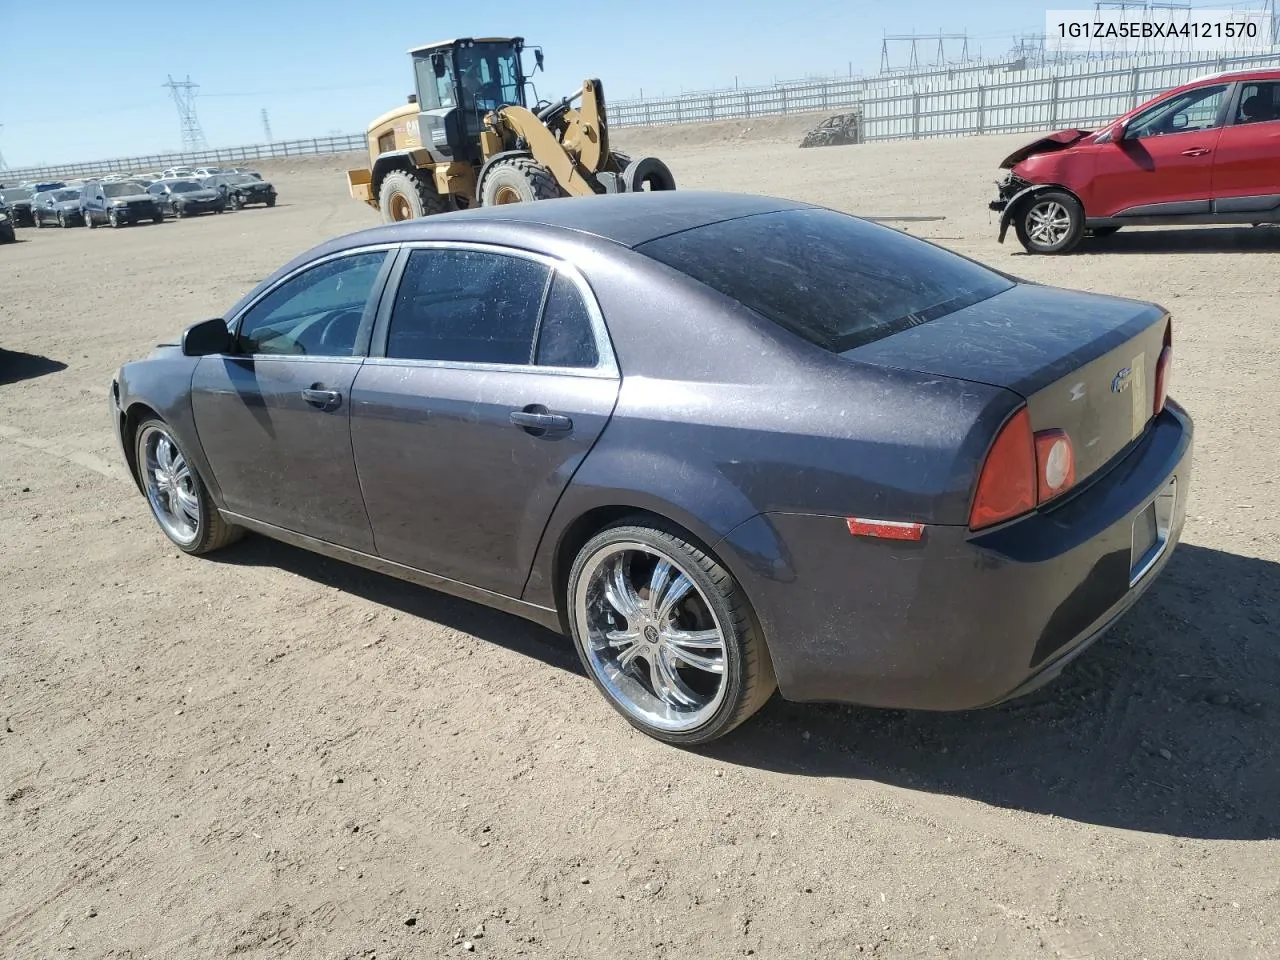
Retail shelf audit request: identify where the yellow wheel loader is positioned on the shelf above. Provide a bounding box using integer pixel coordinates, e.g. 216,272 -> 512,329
346,37 -> 676,222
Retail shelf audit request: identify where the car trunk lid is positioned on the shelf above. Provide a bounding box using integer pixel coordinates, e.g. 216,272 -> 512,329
841,282 -> 1170,486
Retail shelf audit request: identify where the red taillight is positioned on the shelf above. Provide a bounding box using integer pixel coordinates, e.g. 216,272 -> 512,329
1154,321 -> 1172,416
1034,428 -> 1076,503
969,407 -> 1036,530
970,408 -> 1081,530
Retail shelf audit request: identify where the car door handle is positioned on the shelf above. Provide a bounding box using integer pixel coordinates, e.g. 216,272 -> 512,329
509,409 -> 572,433
1181,147 -> 1211,156
301,387 -> 342,409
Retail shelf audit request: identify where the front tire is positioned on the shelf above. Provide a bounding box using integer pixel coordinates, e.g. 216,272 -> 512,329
566,519 -> 777,745
134,417 -> 244,555
377,169 -> 448,223
1013,189 -> 1085,254
479,157 -> 562,206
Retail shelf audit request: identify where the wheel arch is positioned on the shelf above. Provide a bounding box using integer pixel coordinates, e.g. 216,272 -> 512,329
998,182 -> 1084,243
371,150 -> 427,197
541,500 -> 776,669
121,400 -> 162,494
476,149 -> 533,197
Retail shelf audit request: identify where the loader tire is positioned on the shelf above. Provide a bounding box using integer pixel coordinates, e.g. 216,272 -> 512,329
378,169 -> 449,224
479,157 -> 562,206
622,155 -> 676,193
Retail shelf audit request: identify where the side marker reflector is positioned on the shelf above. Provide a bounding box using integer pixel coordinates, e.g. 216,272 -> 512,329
846,517 -> 925,541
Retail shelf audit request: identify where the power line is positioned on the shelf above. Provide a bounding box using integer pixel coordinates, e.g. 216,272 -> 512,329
162,75 -> 208,152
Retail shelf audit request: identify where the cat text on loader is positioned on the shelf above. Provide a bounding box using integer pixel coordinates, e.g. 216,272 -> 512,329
346,37 -> 676,222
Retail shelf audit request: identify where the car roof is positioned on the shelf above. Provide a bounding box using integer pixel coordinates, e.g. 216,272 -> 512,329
332,190 -> 815,252
1190,67 -> 1280,83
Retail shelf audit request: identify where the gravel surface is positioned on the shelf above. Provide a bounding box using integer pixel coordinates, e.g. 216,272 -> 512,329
2,120 -> 1277,959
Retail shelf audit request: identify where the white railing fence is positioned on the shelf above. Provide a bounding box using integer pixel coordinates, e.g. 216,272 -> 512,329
3,48 -> 1277,183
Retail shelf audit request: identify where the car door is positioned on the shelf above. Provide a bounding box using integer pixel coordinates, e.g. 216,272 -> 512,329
32,191 -> 51,224
1211,79 -> 1280,212
1086,81 -> 1231,218
189,246 -> 397,552
349,242 -> 621,597
147,182 -> 169,214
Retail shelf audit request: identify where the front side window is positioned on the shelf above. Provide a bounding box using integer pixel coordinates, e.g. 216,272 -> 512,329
385,248 -> 552,364
1126,84 -> 1228,139
235,251 -> 389,357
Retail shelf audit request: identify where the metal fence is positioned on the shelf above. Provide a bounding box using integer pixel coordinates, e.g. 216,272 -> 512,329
860,50 -> 1280,140
1,133 -> 368,183
4,48 -> 1279,182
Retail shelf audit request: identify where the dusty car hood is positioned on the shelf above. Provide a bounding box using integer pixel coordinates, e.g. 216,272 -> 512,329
110,193 -> 155,203
998,129 -> 1093,169
173,190 -> 220,201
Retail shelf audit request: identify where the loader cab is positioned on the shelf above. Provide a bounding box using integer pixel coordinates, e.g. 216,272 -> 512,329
410,36 -> 533,163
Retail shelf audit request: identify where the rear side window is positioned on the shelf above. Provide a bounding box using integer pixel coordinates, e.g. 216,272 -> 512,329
386,248 -> 552,364
535,273 -> 599,368
635,207 -> 1015,353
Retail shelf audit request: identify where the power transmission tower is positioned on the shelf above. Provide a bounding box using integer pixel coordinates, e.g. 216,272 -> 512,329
880,32 -> 972,73
162,75 -> 208,152
260,108 -> 273,143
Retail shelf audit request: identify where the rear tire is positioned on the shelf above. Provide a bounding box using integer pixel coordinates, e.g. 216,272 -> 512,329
565,518 -> 777,745
479,157 -> 563,206
377,169 -> 449,223
1013,189 -> 1084,254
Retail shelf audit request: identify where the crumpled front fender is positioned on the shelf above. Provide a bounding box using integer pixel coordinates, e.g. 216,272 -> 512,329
997,184 -> 1057,243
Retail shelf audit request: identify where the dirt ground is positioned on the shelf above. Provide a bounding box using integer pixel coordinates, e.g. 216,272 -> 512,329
2,118 -> 1278,960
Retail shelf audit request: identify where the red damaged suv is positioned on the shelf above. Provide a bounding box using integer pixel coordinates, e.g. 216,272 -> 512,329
990,68 -> 1280,254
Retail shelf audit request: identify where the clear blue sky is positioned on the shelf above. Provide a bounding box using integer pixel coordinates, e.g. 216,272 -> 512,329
0,0 -> 1080,166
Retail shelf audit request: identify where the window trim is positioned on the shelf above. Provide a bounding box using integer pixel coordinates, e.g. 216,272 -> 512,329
224,243 -> 400,362
365,240 -> 620,380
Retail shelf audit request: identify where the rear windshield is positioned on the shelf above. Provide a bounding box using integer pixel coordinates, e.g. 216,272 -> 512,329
635,207 -> 1015,353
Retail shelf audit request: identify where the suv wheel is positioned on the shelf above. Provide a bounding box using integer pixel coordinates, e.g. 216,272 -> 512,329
1014,190 -> 1085,254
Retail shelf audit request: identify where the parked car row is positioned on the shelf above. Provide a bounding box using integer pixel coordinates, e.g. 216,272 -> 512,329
0,167 -> 278,238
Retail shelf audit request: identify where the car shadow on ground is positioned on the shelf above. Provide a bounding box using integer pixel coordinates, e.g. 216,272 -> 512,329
216,536 -> 1276,841
0,349 -> 68,386
1026,226 -> 1280,256
210,534 -> 584,675
706,542 -> 1279,841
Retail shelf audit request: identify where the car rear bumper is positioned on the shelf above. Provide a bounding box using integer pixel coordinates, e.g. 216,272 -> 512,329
716,400 -> 1194,711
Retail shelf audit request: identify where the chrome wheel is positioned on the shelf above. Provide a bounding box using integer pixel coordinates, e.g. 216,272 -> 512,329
1026,200 -> 1072,246
138,424 -> 201,546
574,541 -> 728,733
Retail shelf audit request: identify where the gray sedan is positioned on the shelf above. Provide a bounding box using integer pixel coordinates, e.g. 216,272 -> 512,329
108,191 -> 1192,745
32,188 -> 86,228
